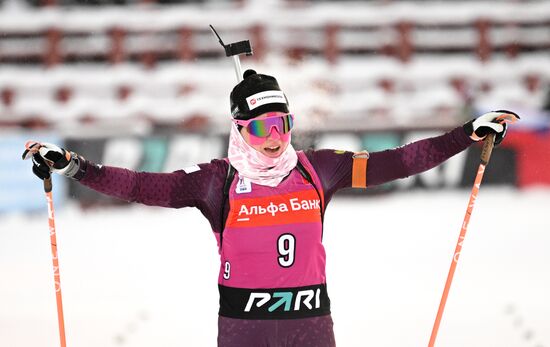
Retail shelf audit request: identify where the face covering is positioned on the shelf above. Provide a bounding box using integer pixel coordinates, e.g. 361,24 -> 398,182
227,123 -> 298,187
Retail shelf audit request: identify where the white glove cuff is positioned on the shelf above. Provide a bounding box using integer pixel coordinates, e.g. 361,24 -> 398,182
54,152 -> 80,178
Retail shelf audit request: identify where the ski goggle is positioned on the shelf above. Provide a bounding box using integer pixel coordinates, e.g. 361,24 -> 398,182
233,113 -> 294,137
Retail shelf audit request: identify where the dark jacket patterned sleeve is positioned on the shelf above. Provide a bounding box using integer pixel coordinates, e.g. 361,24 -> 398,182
77,158 -> 229,232
306,126 -> 474,201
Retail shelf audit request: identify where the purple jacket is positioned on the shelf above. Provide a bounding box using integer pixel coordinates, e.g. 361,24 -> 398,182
77,127 -> 472,231
75,127 -> 473,318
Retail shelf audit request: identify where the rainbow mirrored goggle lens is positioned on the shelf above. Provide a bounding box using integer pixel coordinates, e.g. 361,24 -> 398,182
234,114 -> 294,137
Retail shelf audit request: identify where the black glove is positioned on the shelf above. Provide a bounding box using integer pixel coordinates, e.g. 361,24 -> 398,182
22,142 -> 79,180
463,110 -> 520,145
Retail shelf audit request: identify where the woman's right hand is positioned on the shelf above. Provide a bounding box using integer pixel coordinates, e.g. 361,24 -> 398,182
22,141 -> 76,180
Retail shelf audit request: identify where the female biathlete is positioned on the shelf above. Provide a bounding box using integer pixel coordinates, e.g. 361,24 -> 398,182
26,69 -> 518,346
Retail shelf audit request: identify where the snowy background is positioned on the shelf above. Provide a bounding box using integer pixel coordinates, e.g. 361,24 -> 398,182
1,188 -> 549,347
1,0 -> 550,346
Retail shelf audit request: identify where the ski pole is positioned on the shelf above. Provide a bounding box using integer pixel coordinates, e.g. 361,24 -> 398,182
22,142 -> 67,347
44,176 -> 68,347
428,133 -> 496,347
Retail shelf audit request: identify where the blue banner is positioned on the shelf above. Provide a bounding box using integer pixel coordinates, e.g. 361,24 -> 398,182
0,134 -> 66,213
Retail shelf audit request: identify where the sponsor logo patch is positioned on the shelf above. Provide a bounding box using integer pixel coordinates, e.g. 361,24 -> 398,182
228,190 -> 321,227
236,177 -> 252,194
246,90 -> 286,111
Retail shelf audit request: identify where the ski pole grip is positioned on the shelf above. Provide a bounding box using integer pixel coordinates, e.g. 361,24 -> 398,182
480,133 -> 496,165
44,177 -> 53,193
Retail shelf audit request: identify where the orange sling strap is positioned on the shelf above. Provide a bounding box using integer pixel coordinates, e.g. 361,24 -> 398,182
351,151 -> 369,188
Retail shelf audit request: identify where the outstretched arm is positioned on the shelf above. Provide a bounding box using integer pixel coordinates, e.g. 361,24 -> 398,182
366,126 -> 473,186
307,125 -> 473,200
23,141 -> 225,209
306,110 -> 519,197
368,109 -> 520,186
78,161 -> 186,208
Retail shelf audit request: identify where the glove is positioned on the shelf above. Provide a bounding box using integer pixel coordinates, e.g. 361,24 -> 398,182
463,110 -> 520,145
22,141 -> 80,180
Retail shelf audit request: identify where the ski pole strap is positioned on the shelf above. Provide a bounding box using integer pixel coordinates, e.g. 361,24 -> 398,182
352,151 -> 369,188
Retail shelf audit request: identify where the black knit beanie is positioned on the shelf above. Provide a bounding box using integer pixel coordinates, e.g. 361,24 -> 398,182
230,69 -> 290,120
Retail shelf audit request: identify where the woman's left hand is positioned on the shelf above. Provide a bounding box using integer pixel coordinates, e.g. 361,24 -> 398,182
463,110 -> 520,145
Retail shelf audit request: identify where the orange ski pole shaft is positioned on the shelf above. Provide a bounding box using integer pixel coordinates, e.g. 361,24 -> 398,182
428,133 -> 496,347
44,177 -> 68,347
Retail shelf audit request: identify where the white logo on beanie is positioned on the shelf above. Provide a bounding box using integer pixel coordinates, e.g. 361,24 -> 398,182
246,90 -> 286,111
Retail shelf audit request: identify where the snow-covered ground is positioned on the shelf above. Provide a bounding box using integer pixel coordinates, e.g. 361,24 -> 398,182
0,188 -> 549,347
